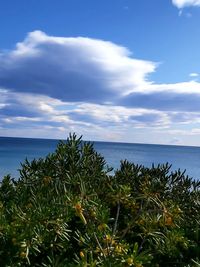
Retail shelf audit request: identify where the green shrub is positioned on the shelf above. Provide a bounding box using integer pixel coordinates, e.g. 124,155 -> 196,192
0,134 -> 199,266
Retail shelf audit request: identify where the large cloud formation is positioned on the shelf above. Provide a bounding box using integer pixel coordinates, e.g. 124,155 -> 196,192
1,31 -> 200,144
0,31 -> 155,104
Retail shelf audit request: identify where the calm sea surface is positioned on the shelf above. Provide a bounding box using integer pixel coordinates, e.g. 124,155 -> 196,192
0,137 -> 200,180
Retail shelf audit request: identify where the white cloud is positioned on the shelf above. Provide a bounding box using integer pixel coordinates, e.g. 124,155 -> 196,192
2,85 -> 200,141
0,31 -> 156,104
172,0 -> 200,8
189,72 -> 199,77
2,31 -> 200,102
2,31 -> 200,145
142,80 -> 200,95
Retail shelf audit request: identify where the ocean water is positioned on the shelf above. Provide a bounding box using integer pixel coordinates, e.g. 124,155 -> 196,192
0,136 -> 200,180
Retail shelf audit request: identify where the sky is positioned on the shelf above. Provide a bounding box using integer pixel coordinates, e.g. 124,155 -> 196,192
1,0 -> 200,146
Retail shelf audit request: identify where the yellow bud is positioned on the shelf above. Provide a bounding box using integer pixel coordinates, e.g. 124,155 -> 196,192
104,234 -> 111,241
20,252 -> 26,258
138,219 -> 144,225
98,223 -> 107,231
165,216 -> 173,226
43,176 -> 52,185
75,202 -> 83,213
126,257 -> 133,266
80,251 -> 84,258
176,207 -> 182,213
90,210 -> 96,218
115,245 -> 122,253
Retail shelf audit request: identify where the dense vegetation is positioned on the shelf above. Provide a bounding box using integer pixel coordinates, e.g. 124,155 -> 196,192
0,134 -> 199,267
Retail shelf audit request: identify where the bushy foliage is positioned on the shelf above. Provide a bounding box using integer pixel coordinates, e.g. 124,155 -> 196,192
0,134 -> 199,266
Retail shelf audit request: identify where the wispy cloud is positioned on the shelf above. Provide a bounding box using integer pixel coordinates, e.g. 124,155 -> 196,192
189,72 -> 199,77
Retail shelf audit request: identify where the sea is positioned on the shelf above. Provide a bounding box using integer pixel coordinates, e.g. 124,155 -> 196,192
0,136 -> 200,181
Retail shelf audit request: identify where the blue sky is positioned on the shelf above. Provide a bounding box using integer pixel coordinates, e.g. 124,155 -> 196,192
1,0 -> 200,145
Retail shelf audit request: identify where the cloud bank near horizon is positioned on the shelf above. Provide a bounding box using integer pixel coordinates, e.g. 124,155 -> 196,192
1,31 -> 200,145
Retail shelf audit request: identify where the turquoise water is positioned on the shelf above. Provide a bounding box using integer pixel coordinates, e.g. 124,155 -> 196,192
0,137 -> 200,180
